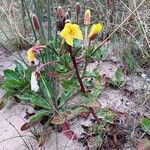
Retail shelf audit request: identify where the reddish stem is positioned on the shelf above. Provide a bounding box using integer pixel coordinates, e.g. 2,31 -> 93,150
89,107 -> 100,124
68,45 -> 100,124
67,45 -> 85,93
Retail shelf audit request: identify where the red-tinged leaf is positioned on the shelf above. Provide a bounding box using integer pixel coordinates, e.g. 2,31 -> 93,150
62,122 -> 77,140
21,123 -> 30,131
47,72 -> 59,77
62,122 -> 70,130
51,113 -> 67,125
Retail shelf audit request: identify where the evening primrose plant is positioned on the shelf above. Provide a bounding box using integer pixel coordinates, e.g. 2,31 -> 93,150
1,2 -> 105,134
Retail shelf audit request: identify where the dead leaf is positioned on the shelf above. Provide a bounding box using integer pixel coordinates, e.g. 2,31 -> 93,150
21,123 -> 30,131
62,122 -> 77,140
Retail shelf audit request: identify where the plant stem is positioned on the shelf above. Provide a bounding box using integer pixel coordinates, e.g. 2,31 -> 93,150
89,107 -> 100,124
82,40 -> 91,76
47,0 -> 52,40
68,45 -> 100,124
80,105 -> 100,124
68,46 -> 85,93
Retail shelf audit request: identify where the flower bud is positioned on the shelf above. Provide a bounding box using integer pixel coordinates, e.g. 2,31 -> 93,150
31,71 -> 39,92
75,2 -> 81,15
88,23 -> 102,41
57,6 -> 64,18
32,14 -> 40,31
84,9 -> 91,25
107,0 -> 113,5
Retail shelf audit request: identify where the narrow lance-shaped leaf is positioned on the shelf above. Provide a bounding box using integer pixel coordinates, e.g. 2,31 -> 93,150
31,95 -> 51,110
4,69 -> 20,81
39,76 -> 54,109
30,109 -> 50,124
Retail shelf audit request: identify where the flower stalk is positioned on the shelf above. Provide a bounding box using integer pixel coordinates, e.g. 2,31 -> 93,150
67,45 -> 86,93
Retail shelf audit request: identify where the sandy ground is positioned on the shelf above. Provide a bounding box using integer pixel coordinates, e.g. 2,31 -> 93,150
0,48 -> 149,150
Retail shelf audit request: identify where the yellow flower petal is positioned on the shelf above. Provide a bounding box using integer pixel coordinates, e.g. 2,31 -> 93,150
27,48 -> 35,62
88,23 -> 102,38
64,34 -> 74,46
72,24 -> 83,40
60,22 -> 83,46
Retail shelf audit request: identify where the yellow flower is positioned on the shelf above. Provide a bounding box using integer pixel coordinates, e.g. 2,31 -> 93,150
84,9 -> 91,25
27,48 -> 35,62
60,23 -> 83,46
88,23 -> 102,40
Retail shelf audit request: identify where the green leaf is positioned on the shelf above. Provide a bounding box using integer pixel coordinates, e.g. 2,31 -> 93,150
4,69 -> 20,81
24,67 -> 33,80
2,90 -> 17,99
2,79 -> 27,89
31,95 -> 51,110
92,46 -> 108,61
59,87 -> 78,107
61,76 -> 79,90
0,81 -> 3,88
17,93 -> 36,102
96,108 -> 114,123
87,135 -> 102,149
83,69 -> 100,79
82,93 -> 101,108
30,109 -> 50,123
59,78 -> 79,107
115,69 -> 123,86
15,61 -> 25,75
39,76 -> 52,100
91,78 -> 102,98
0,99 -> 5,110
140,117 -> 150,135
